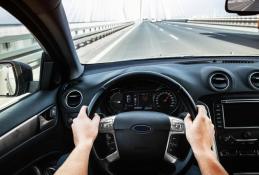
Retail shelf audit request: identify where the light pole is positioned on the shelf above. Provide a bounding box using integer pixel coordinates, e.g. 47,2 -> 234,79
140,0 -> 142,21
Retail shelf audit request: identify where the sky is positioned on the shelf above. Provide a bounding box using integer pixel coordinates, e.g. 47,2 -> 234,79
0,0 -> 232,24
63,0 -> 232,22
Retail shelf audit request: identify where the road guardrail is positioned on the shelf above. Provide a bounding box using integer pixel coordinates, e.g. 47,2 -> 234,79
73,22 -> 133,49
0,21 -> 134,67
188,16 -> 259,28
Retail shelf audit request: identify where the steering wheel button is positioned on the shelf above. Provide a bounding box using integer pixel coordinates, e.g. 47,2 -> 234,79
109,145 -> 116,153
171,123 -> 184,132
105,133 -> 113,140
167,147 -> 177,156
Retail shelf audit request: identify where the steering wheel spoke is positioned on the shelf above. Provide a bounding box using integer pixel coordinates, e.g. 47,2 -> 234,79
164,116 -> 185,163
99,115 -> 116,133
98,115 -> 120,163
104,150 -> 120,163
169,116 -> 185,134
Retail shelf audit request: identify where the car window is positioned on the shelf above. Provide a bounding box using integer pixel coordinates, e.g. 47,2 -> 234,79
62,0 -> 259,64
0,7 -> 42,110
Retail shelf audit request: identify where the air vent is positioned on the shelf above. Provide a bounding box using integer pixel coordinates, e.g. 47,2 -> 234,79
209,73 -> 230,91
65,90 -> 83,108
249,72 -> 259,90
221,60 -> 255,64
178,60 -> 211,64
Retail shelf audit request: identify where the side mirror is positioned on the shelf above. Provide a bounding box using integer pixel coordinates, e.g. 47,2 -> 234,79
0,61 -> 33,97
226,0 -> 259,15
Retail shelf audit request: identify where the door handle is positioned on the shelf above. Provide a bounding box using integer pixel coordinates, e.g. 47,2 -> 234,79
39,106 -> 57,131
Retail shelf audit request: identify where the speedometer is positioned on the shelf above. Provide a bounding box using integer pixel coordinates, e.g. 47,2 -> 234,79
154,91 -> 178,114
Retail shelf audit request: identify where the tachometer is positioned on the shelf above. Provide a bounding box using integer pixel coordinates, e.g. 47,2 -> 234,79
154,91 -> 177,114
109,92 -> 124,113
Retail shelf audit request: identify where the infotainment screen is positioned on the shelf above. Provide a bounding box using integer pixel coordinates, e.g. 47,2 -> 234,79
223,102 -> 259,128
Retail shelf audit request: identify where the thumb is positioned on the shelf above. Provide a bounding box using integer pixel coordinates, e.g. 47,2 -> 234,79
92,114 -> 100,127
78,106 -> 87,118
184,113 -> 193,129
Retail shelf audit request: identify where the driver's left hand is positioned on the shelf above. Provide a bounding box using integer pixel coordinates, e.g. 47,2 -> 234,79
71,106 -> 100,148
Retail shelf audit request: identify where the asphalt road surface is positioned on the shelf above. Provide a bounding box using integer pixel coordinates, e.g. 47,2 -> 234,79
89,21 -> 259,63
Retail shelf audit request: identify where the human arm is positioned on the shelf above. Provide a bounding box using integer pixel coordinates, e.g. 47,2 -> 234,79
54,106 -> 100,175
184,105 -> 228,175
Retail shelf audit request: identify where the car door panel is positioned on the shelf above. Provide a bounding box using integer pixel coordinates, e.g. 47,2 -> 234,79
0,114 -> 38,156
0,88 -> 68,174
0,89 -> 58,136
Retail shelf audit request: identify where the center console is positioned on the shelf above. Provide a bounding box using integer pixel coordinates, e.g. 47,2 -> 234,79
207,97 -> 259,174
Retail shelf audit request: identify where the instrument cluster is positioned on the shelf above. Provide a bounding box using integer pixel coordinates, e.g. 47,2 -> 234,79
105,88 -> 179,115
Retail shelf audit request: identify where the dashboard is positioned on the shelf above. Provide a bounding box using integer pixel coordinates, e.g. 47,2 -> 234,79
59,57 -> 259,174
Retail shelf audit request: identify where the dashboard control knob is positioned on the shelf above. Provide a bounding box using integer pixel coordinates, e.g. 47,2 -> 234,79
221,135 -> 235,144
223,135 -> 231,142
242,131 -> 252,139
126,95 -> 132,103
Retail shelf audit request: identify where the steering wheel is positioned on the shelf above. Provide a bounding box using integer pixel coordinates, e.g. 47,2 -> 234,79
87,71 -> 198,175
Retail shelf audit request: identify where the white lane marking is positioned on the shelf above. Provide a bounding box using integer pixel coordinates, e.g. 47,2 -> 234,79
169,34 -> 179,40
216,33 -> 226,37
185,27 -> 193,30
174,25 -> 179,27
87,23 -> 139,63
151,23 -> 179,41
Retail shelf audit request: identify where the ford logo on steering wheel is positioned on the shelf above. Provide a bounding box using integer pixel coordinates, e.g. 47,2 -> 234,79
131,124 -> 152,134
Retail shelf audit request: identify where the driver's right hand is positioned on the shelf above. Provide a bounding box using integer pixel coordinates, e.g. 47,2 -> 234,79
184,105 -> 215,156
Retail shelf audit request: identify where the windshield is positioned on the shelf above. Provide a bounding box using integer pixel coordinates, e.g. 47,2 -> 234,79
3,0 -> 259,65
63,0 -> 259,64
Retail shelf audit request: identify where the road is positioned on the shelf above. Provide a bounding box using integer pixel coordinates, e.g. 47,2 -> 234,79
82,21 -> 259,63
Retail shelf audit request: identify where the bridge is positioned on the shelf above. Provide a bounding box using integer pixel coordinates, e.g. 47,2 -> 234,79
1,16 -> 258,66
1,0 -> 259,110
